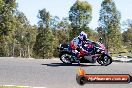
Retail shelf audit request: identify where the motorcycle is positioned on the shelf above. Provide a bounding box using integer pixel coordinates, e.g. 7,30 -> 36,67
57,40 -> 112,66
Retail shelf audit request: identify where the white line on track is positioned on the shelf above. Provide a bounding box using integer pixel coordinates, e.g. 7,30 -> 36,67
52,58 -> 59,60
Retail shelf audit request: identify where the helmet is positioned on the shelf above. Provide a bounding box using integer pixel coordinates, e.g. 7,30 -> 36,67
78,31 -> 88,41
99,38 -> 103,40
99,37 -> 103,43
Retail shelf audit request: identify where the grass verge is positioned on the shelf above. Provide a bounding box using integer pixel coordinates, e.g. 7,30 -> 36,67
0,86 -> 29,88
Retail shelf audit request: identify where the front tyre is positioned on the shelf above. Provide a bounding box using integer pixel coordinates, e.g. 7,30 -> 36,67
59,52 -> 72,64
97,55 -> 112,66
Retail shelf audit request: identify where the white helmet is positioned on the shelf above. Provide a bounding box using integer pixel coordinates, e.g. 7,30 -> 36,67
78,31 -> 88,41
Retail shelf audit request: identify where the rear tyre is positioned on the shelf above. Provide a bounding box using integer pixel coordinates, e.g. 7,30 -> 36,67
97,55 -> 112,66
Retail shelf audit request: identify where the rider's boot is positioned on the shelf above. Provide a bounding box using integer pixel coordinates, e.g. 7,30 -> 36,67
76,53 -> 81,64
73,53 -> 80,64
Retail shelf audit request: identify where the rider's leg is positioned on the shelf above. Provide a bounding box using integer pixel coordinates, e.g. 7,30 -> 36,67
72,50 -> 80,64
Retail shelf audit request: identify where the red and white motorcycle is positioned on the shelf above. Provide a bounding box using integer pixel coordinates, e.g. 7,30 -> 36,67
57,40 -> 112,66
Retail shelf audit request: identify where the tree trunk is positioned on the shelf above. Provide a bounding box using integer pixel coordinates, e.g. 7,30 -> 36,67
19,49 -> 21,57
13,42 -> 15,57
27,45 -> 30,58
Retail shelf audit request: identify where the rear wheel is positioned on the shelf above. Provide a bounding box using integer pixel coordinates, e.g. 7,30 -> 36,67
97,55 -> 112,66
59,52 -> 72,64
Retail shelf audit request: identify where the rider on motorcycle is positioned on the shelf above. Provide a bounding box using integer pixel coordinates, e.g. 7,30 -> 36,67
99,37 -> 103,44
70,31 -> 93,63
96,37 -> 106,53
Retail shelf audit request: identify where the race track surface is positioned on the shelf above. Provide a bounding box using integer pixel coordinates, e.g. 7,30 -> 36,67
0,57 -> 132,88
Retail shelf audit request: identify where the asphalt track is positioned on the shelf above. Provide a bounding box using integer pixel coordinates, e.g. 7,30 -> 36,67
0,57 -> 132,88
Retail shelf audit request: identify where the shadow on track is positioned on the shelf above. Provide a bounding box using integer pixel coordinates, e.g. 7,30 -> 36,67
42,63 -> 102,67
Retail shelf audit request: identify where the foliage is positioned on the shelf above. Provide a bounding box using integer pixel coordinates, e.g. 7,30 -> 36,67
0,0 -> 131,58
33,9 -> 54,59
98,0 -> 122,53
69,0 -> 92,38
122,19 -> 132,51
0,0 -> 16,56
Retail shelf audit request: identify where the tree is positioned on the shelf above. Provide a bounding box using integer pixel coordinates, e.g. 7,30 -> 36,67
122,19 -> 132,51
26,26 -> 38,58
98,0 -> 122,53
11,11 -> 29,57
69,0 -> 92,38
6,10 -> 38,58
57,17 -> 71,42
96,27 -> 105,43
0,0 -> 16,36
49,16 -> 72,57
33,9 -> 54,59
50,16 -> 60,30
38,9 -> 50,28
0,0 -> 16,56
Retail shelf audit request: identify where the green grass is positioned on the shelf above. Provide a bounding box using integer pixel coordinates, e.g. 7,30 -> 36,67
0,86 -> 24,88
0,86 -> 29,88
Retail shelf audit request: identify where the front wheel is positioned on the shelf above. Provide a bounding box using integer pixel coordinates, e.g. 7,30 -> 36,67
59,52 -> 72,64
97,55 -> 112,66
